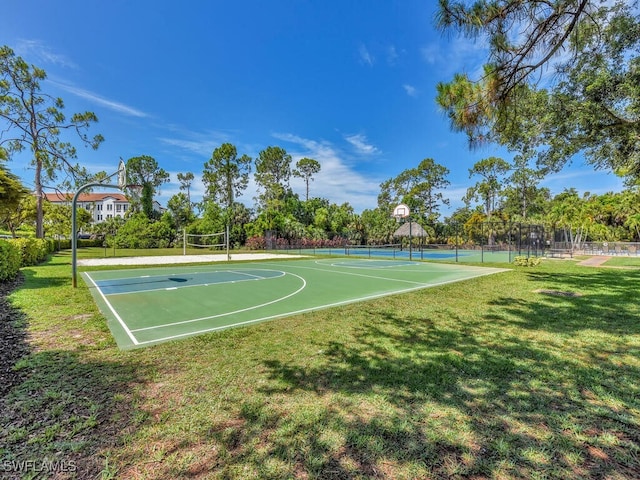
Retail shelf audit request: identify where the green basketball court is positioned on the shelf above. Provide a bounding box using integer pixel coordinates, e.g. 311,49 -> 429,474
82,257 -> 509,349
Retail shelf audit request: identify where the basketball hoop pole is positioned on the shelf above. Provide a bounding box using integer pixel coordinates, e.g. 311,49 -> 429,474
393,203 -> 412,261
72,161 -> 126,288
409,217 -> 412,261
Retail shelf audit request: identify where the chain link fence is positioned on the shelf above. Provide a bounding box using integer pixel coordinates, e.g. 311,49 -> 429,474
263,221 -> 547,264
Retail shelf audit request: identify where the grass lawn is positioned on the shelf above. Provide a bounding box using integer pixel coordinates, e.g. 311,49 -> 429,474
66,245 -> 231,259
1,253 -> 639,479
602,256 -> 640,268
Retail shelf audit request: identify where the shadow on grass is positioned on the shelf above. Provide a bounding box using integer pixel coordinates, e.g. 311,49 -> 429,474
0,257 -> 156,479
508,268 -> 640,335
1,274 -> 149,479
16,268 -> 71,289
209,269 -> 640,478
1,349 -> 150,479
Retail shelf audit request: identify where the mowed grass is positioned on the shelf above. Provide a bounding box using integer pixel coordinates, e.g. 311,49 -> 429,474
602,256 -> 640,268
1,254 -> 639,479
67,245 -> 230,259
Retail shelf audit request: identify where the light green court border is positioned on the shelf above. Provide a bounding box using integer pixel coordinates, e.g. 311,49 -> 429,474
82,258 -> 509,349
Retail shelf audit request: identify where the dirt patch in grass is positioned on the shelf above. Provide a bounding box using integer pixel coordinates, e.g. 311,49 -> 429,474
534,289 -> 583,297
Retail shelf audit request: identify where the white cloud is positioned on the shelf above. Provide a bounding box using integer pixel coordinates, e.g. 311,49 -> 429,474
50,80 -> 148,118
420,44 -> 439,64
443,185 -> 469,203
358,44 -> 374,66
403,84 -> 418,97
344,133 -> 380,155
158,131 -> 383,212
14,39 -> 78,69
541,168 -> 624,196
162,170 -> 207,201
386,45 -> 399,65
272,132 -> 381,212
422,36 -> 489,80
159,138 -> 215,157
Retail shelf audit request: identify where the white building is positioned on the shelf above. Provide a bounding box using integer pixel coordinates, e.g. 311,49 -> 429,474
44,192 -> 131,223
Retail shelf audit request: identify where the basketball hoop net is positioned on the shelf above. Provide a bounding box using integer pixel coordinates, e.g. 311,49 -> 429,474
117,158 -> 143,203
392,203 -> 410,221
124,184 -> 143,202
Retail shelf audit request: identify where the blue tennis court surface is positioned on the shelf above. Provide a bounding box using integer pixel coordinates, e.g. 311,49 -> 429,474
299,247 -> 515,262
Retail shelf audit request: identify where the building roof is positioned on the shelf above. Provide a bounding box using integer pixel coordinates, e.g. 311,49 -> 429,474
44,192 -> 129,202
393,222 -> 428,237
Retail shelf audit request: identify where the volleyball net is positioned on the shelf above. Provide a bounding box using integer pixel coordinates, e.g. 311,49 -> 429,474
183,227 -> 229,258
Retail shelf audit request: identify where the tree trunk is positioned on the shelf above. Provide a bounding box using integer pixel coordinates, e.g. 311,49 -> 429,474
35,158 -> 44,238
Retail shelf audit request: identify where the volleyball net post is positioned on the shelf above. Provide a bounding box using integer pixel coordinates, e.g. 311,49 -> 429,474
226,224 -> 230,261
183,228 -> 230,260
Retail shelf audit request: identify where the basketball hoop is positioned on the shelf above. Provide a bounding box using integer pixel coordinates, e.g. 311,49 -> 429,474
124,184 -> 143,202
117,159 -> 127,190
392,203 -> 410,221
392,203 -> 413,260
117,158 -> 142,202
72,158 -> 132,288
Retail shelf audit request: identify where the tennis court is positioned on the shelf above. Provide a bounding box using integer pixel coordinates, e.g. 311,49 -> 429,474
292,245 -> 539,263
83,257 -> 508,349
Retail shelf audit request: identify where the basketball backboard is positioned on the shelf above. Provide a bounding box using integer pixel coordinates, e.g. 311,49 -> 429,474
117,159 -> 127,190
392,203 -> 410,219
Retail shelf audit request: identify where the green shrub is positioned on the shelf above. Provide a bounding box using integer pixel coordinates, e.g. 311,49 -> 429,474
113,213 -> 177,249
52,239 -> 72,250
0,240 -> 22,281
11,237 -> 51,266
513,256 -> 542,267
78,238 -> 104,248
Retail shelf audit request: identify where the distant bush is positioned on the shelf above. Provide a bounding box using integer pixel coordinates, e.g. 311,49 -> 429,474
55,239 -> 72,250
11,238 -> 53,266
245,236 -> 266,250
246,235 -> 347,250
514,256 -> 542,267
299,237 -> 346,248
113,213 -> 176,249
0,240 -> 21,281
78,238 -> 104,248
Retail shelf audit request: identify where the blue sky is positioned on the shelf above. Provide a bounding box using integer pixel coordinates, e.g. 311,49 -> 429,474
1,0 -> 624,217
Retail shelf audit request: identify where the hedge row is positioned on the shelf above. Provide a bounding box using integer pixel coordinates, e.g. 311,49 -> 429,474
0,238 -> 56,282
0,240 -> 22,282
50,238 -> 104,250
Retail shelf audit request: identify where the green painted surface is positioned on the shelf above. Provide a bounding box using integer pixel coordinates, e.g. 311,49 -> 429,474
83,258 -> 508,349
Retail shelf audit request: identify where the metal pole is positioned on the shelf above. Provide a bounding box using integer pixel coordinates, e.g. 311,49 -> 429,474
226,224 -> 230,261
519,223 -> 523,257
409,219 -> 412,261
481,222 -> 484,263
72,182 -> 119,288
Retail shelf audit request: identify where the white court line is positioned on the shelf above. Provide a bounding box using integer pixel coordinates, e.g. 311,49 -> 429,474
313,258 -> 507,274
266,262 -> 435,286
83,272 -> 139,346
133,271 -> 505,346
88,260 -> 508,348
97,268 -> 272,284
324,259 -> 419,269
102,269 -> 285,296
226,270 -> 271,279
131,271 -> 305,333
